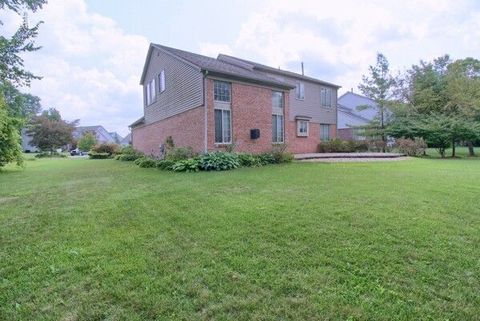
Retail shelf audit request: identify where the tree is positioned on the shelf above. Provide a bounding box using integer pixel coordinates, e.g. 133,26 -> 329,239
358,53 -> 396,152
28,108 -> 77,153
0,94 -> 23,167
0,81 -> 41,119
0,0 -> 47,86
78,132 -> 97,152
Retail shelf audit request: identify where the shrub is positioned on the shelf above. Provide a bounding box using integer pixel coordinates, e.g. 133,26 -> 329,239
318,139 -> 370,153
238,153 -> 262,167
88,152 -> 110,159
271,144 -> 294,163
35,151 -> 67,158
199,152 -> 239,171
171,158 -> 201,172
156,159 -> 176,171
115,146 -> 144,161
91,143 -> 120,155
257,153 -> 276,165
78,132 -> 97,152
166,146 -> 196,161
135,157 -> 158,168
396,137 -> 427,156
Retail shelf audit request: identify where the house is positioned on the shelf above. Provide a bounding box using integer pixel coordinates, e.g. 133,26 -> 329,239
131,43 -> 340,155
109,132 -> 124,144
120,133 -> 131,146
21,129 -> 39,153
73,126 -> 117,144
337,91 -> 378,140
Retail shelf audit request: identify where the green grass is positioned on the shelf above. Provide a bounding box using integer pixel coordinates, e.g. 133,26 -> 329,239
1,158 -> 479,320
422,146 -> 479,158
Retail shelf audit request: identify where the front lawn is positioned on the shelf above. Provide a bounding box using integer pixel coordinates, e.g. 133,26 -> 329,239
0,158 -> 479,320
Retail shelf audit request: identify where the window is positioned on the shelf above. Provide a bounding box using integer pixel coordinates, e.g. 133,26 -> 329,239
320,124 -> 330,141
321,88 -> 332,108
297,120 -> 309,137
272,114 -> 284,143
295,82 -> 305,100
146,78 -> 156,105
159,70 -> 165,93
214,81 -> 231,102
272,91 -> 284,108
214,109 -> 231,143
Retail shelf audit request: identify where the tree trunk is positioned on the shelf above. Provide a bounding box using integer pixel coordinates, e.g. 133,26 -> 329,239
467,141 -> 475,156
451,140 -> 456,158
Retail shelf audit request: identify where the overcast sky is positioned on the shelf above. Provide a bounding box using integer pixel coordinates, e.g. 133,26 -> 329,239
2,0 -> 480,136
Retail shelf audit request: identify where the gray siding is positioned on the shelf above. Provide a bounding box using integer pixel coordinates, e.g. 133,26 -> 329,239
143,48 -> 204,124
264,74 -> 337,124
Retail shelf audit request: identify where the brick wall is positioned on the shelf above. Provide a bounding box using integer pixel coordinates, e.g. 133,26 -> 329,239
132,105 -> 205,156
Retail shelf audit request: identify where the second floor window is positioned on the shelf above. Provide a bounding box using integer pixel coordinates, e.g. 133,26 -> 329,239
159,70 -> 165,93
295,82 -> 305,100
272,91 -> 284,109
146,78 -> 156,105
214,81 -> 231,102
321,88 -> 332,108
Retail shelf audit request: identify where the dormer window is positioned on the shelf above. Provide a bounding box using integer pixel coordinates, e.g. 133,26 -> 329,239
295,82 -> 305,100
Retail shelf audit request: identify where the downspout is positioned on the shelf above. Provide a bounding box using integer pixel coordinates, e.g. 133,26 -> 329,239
203,71 -> 209,153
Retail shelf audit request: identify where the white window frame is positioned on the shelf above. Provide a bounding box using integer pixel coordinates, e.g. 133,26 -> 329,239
214,81 -> 231,102
320,124 -> 330,141
159,70 -> 165,93
321,88 -> 332,108
295,82 -> 305,100
272,91 -> 284,109
297,120 -> 309,137
214,106 -> 232,144
272,114 -> 284,143
146,78 -> 156,106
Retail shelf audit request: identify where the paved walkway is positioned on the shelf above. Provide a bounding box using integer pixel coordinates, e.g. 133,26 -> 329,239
294,152 -> 406,161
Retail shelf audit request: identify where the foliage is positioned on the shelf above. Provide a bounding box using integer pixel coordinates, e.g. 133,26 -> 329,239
0,80 -> 41,120
237,153 -> 263,167
156,159 -> 175,171
165,146 -> 197,161
91,143 -> 120,156
318,139 -> 369,153
27,108 -> 76,152
114,146 -> 144,161
88,152 -> 110,159
77,131 -> 97,152
257,153 -> 276,165
395,137 -> 427,156
198,152 -> 240,171
358,53 -> 396,151
0,0 -> 47,86
171,158 -> 201,172
270,143 -> 294,163
34,151 -> 67,158
0,94 -> 23,167
134,157 -> 158,168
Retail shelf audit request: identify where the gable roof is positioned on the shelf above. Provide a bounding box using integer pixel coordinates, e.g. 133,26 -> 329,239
140,43 -> 340,90
337,103 -> 371,123
73,125 -> 115,143
218,54 -> 341,88
338,92 -> 379,121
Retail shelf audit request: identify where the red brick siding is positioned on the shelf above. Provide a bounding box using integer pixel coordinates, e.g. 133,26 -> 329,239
132,105 -> 204,156
287,121 -> 337,153
207,78 -> 290,153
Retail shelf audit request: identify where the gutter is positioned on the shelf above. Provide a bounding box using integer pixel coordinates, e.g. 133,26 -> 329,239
203,71 -> 209,153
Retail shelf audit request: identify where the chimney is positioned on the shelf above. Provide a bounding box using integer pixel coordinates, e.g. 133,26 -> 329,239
301,62 -> 304,76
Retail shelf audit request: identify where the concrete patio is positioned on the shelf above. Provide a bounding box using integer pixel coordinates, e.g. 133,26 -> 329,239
294,152 -> 407,161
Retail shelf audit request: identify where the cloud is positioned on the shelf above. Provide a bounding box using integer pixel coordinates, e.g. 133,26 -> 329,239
199,42 -> 234,57
5,0 -> 149,136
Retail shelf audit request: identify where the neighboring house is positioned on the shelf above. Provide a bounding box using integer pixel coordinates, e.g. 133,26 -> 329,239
21,128 -> 39,153
131,43 -> 340,155
109,132 -> 124,144
73,126 -> 116,144
120,133 -> 131,146
337,91 -> 379,140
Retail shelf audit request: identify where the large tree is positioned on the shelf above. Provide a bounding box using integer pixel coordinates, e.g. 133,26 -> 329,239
0,80 -> 41,119
358,53 -> 396,152
0,95 -> 23,167
28,108 -> 77,153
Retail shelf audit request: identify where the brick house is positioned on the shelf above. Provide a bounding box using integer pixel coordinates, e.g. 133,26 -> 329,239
131,44 -> 340,155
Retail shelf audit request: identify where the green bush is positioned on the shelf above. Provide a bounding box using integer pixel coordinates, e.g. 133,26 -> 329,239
199,152 -> 239,171
238,153 -> 262,167
88,152 -> 110,159
257,153 -> 276,165
271,144 -> 294,163
171,158 -> 201,172
115,146 -> 144,161
135,157 -> 158,168
35,152 -> 67,158
318,139 -> 370,153
91,143 -> 120,155
166,146 -> 197,161
395,137 -> 427,156
156,159 -> 176,171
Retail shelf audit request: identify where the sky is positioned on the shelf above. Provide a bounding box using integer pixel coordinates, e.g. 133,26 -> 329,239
1,0 -> 480,136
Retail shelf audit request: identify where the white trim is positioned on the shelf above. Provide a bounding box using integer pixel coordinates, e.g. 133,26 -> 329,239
297,120 -> 309,137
